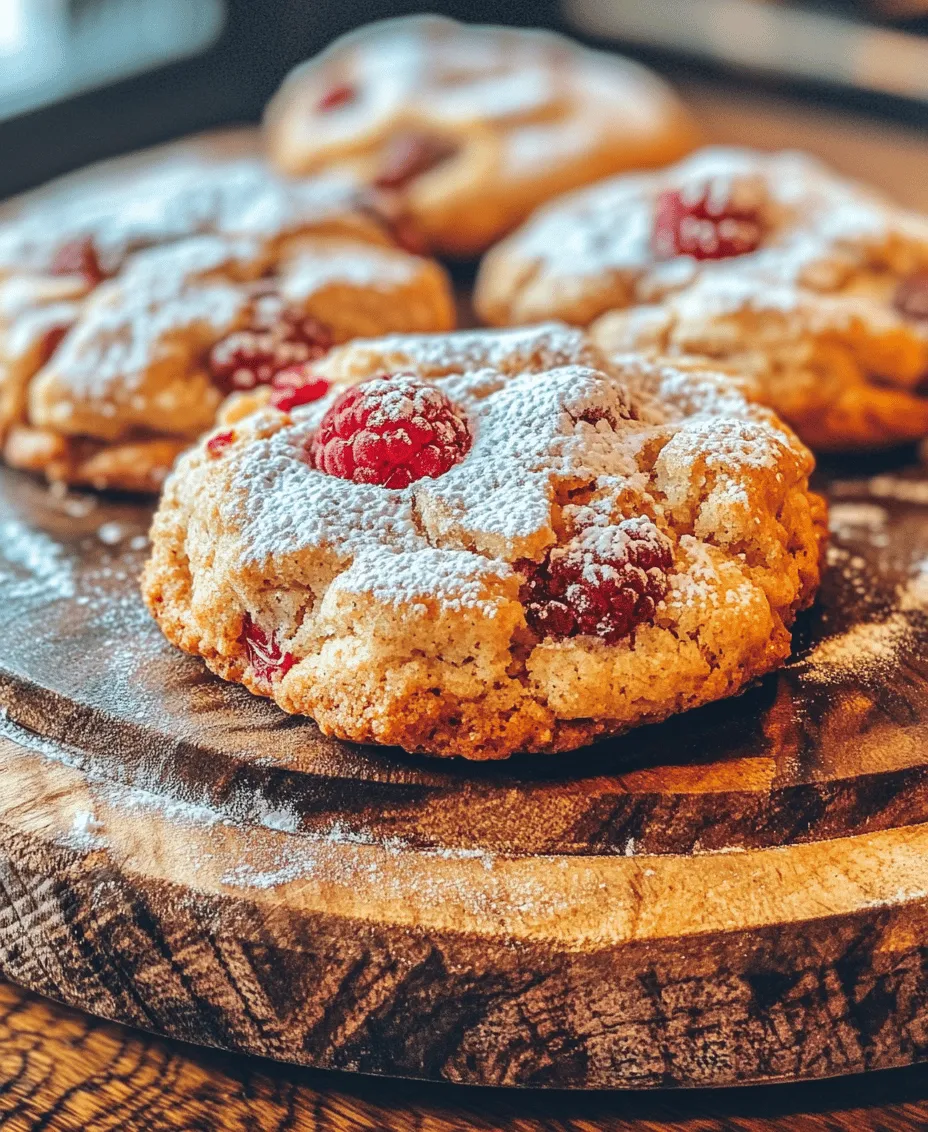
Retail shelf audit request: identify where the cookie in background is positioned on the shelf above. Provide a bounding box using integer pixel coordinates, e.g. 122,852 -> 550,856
476,146 -> 928,450
263,15 -> 698,258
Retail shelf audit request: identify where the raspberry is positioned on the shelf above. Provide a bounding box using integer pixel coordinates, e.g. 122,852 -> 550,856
310,375 -> 470,489
518,517 -> 673,644
653,185 -> 764,261
374,132 -> 458,190
208,295 -> 333,393
894,272 -> 928,322
206,429 -> 235,457
242,615 -> 295,683
270,367 -> 330,412
50,237 -> 105,285
317,82 -> 356,111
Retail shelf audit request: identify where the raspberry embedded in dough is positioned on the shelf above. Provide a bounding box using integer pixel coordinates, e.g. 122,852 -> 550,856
208,297 -> 334,392
206,430 -> 235,457
373,132 -> 459,191
316,82 -> 356,111
242,615 -> 295,683
50,237 -> 105,285
269,367 -> 330,412
309,374 -> 471,488
38,324 -> 71,366
519,517 -> 673,643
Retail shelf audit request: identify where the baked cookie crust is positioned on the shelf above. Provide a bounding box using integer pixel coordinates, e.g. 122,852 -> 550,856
476,147 -> 928,450
264,15 -> 696,257
142,325 -> 825,759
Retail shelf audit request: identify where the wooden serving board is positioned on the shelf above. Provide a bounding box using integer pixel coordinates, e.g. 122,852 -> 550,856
0,453 -> 926,1091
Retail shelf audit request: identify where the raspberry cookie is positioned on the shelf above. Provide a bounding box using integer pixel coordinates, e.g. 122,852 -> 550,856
0,155 -> 454,491
142,324 -> 824,759
263,15 -> 696,257
476,147 -> 928,450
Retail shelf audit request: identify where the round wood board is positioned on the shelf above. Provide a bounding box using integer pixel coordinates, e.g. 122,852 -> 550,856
0,455 -> 927,1091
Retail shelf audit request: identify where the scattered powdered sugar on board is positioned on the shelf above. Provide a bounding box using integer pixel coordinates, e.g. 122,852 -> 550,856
0,518 -> 75,601
899,558 -> 928,612
828,501 -> 889,548
56,809 -> 106,854
97,521 -> 131,546
221,822 -> 496,892
800,614 -> 913,685
864,476 -> 928,506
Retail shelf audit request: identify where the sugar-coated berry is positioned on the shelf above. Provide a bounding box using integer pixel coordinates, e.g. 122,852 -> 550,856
208,296 -> 333,393
309,374 -> 471,489
519,517 -> 673,644
269,367 -> 330,412
653,185 -> 764,261
242,614 -> 295,682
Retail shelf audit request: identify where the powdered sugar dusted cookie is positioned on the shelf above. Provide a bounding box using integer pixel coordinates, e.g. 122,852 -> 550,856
142,324 -> 825,759
476,147 -> 928,450
0,154 -> 454,491
264,15 -> 696,257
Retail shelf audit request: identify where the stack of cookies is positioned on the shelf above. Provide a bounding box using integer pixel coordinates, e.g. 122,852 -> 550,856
6,15 -> 928,759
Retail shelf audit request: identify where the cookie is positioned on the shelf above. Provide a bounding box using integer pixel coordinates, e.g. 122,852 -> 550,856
476,146 -> 928,450
0,154 -> 455,491
142,324 -> 825,760
263,15 -> 696,257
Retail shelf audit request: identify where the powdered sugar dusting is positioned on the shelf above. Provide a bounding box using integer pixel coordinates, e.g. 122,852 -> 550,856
0,157 -> 368,277
176,326 -> 813,639
316,322 -> 604,385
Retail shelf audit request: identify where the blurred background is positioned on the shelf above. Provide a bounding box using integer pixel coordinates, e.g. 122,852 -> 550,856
0,0 -> 926,200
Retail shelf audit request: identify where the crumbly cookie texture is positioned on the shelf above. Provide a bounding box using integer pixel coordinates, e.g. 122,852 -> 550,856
142,324 -> 825,760
476,147 -> 928,450
0,155 -> 454,491
264,15 -> 696,257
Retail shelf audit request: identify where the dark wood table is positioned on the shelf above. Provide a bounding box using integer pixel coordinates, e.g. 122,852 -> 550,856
3,80 -> 928,1131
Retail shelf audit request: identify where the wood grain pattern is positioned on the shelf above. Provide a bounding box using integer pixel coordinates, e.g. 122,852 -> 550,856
2,977 -> 928,1131
0,451 -> 926,1089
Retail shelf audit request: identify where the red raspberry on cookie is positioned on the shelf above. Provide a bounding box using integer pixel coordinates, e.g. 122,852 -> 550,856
208,299 -> 334,393
242,615 -> 294,683
270,367 -> 330,412
50,237 -> 105,285
316,82 -> 356,112
653,184 -> 765,261
520,518 -> 673,644
310,375 -> 471,488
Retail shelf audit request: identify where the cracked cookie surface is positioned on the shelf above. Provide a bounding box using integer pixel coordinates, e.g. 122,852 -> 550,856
0,153 -> 454,491
476,147 -> 928,450
264,15 -> 696,257
142,324 -> 825,760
